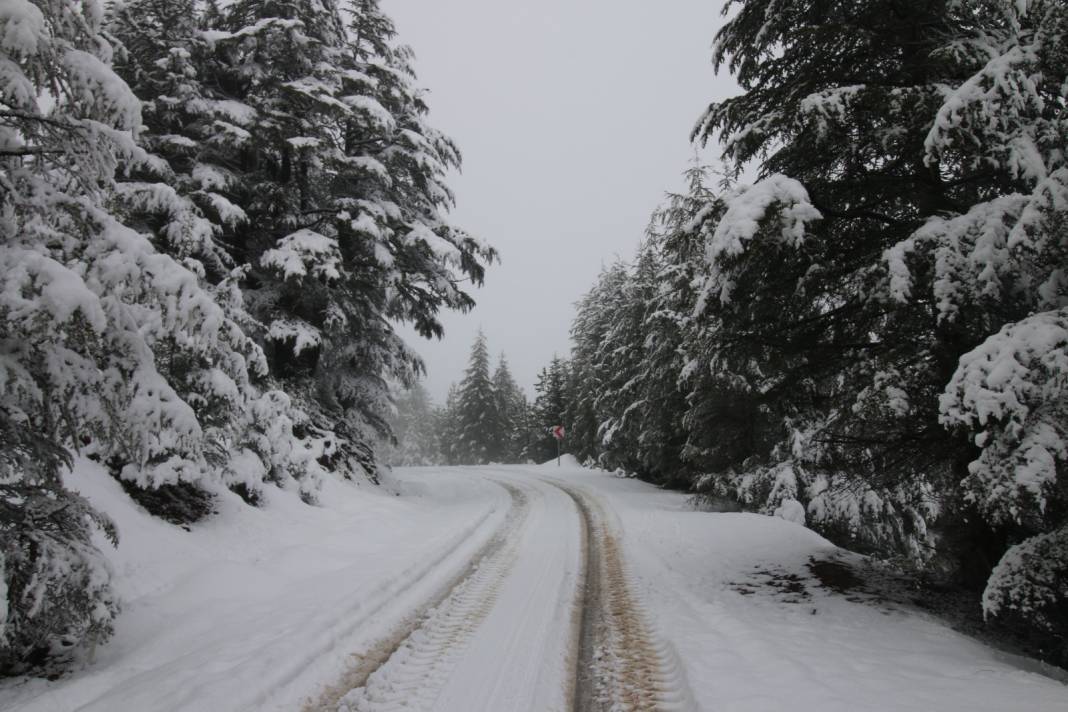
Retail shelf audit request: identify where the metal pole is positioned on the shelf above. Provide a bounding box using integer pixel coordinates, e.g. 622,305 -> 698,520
557,437 -> 561,467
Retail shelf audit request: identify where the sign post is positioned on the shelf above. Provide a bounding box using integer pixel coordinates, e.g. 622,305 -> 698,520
551,425 -> 565,467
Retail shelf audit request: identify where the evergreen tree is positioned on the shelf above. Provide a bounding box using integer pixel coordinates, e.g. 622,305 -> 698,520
108,0 -> 496,485
453,332 -> 501,464
594,245 -> 663,474
384,381 -> 440,465
568,265 -> 629,465
437,383 -> 462,465
688,0 -> 1067,656
492,355 -> 527,463
1,0 -> 263,671
639,162 -> 716,487
232,0 -> 494,479
564,214 -> 695,484
105,0 -> 331,502
107,0 -> 241,276
528,357 -> 572,463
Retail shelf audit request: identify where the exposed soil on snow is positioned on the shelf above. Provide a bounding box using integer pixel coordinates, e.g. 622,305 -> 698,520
808,559 -> 863,593
560,483 -> 599,711
807,556 -> 1068,680
8,464 -> 1064,712
562,482 -> 589,712
550,480 -> 696,712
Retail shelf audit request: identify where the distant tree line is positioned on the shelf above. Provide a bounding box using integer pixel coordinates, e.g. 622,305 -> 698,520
544,0 -> 1068,664
385,333 -> 572,466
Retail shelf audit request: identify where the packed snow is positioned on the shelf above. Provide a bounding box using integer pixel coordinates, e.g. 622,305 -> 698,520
1,459 -> 1064,711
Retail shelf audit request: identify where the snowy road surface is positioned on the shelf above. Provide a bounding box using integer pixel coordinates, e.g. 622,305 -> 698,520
1,459 -> 1066,711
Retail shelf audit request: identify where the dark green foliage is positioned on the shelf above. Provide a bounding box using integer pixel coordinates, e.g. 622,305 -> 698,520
563,164 -> 714,485
0,0 -> 494,679
526,358 -> 572,464
111,474 -> 217,527
452,332 -> 502,465
385,382 -> 442,466
0,419 -> 119,676
559,0 -> 1068,662
429,338 -> 532,465
691,0 -> 978,492
493,356 -> 530,463
109,0 -> 496,485
687,0 -> 1067,597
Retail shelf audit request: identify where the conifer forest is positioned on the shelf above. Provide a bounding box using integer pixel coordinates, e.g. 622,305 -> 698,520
1,1 -> 1067,710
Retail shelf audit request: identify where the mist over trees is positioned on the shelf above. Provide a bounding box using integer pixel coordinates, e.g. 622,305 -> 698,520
3,0 -> 1064,681
0,0 -> 492,674
547,0 -> 1068,663
385,333 -> 571,467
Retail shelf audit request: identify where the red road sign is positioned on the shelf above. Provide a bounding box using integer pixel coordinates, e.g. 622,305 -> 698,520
551,425 -> 565,440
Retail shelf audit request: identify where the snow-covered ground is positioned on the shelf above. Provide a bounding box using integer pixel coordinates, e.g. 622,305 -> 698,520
1,459 -> 1065,711
560,464 -> 1068,711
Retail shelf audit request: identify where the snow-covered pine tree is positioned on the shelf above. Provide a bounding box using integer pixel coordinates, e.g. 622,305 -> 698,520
107,0 -> 337,503
591,250 -> 661,474
564,164 -> 726,485
670,169 -> 794,511
910,0 -> 1067,656
941,309 -> 1068,655
564,230 -> 691,483
453,332 -> 501,465
436,383 -> 462,465
567,265 -> 629,466
528,357 -> 572,464
692,0 -> 1067,653
203,0 -> 494,482
492,355 -> 527,463
691,0 -> 1003,563
0,419 -> 117,675
107,0 -> 237,275
384,381 -> 440,466
0,0 -> 272,671
633,167 -> 714,487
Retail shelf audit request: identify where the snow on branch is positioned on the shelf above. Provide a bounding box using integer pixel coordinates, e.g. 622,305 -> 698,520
884,168 -> 1068,318
260,229 -> 342,282
799,85 -> 864,137
268,319 -> 323,356
699,174 -> 821,306
982,525 -> 1068,626
925,8 -> 1062,187
62,49 -> 141,130
940,308 -> 1068,525
405,223 -> 461,266
0,0 -> 45,57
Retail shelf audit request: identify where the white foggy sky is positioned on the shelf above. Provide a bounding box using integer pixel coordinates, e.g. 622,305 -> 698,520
388,0 -> 738,403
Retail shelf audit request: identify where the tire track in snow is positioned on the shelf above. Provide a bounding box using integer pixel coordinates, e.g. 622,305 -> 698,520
547,480 -> 697,712
320,479 -> 533,712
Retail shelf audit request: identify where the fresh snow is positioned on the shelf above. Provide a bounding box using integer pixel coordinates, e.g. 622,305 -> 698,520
698,174 -> 821,306
260,229 -> 342,282
0,0 -> 45,58
1,460 -> 1065,711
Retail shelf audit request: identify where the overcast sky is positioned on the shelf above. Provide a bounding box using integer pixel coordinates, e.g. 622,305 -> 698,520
388,0 -> 738,403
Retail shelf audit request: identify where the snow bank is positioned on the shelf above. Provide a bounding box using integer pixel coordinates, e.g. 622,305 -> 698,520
555,466 -> 1068,712
0,461 -> 509,712
538,453 -> 582,468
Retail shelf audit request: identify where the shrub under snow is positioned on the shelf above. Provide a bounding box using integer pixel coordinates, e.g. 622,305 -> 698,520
942,308 -> 1068,639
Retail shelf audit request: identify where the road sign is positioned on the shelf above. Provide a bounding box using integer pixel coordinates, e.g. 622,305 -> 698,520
551,425 -> 565,467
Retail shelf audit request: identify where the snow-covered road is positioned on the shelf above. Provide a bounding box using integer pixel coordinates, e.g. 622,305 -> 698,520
332,474 -> 583,712
2,460 -> 1066,711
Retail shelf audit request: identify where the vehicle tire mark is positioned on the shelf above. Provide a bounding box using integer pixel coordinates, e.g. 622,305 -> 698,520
317,480 -> 532,712
547,480 -> 697,712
